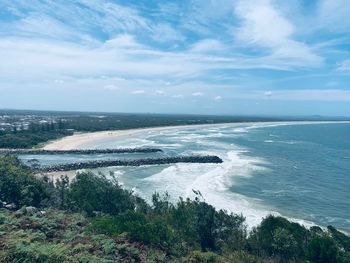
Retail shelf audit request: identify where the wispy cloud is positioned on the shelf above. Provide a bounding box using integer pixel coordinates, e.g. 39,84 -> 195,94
337,59 -> 350,71
258,89 -> 350,102
0,0 -> 349,115
234,0 -> 322,67
317,0 -> 350,32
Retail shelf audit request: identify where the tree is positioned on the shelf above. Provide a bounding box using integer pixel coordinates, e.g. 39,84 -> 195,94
55,175 -> 69,208
307,235 -> 338,263
0,156 -> 49,207
67,172 -> 135,216
248,215 -> 308,260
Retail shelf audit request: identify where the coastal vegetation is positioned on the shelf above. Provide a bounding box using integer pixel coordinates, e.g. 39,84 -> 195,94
0,122 -> 72,149
1,155 -> 349,262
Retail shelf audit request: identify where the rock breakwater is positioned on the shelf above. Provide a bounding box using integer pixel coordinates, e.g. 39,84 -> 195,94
33,155 -> 223,173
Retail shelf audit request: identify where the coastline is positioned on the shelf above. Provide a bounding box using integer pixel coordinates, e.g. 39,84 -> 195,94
37,120 -> 350,232
43,120 -> 350,150
43,123 -> 233,150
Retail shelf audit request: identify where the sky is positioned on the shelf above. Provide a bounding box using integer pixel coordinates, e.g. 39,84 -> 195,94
1,0 -> 350,116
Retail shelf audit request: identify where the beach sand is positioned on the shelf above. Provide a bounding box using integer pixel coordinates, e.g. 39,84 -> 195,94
43,123 -> 231,150
40,123 -> 234,179
42,121 -> 349,150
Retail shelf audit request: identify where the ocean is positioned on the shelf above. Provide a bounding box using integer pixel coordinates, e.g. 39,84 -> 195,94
21,122 -> 350,232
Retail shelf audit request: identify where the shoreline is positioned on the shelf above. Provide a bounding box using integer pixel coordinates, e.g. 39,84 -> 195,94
43,122 -> 235,150
43,120 -> 350,150
37,120 -> 350,233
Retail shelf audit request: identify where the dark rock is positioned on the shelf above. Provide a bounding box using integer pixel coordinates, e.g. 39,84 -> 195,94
33,155 -> 224,173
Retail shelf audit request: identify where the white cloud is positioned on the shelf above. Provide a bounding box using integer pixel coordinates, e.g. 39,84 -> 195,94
337,59 -> 350,71
235,0 -> 293,48
264,91 -> 272,97
192,92 -> 204,97
151,23 -> 185,43
259,89 -> 350,101
2,0 -> 348,114
1,0 -> 152,38
104,34 -> 141,49
318,0 -> 350,32
191,39 -> 227,53
234,0 -> 322,67
131,89 -> 145,94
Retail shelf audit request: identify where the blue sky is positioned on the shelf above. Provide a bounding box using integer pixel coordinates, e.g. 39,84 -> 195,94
1,0 -> 350,116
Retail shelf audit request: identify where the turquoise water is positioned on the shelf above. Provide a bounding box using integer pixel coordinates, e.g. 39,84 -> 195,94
22,122 -> 350,232
229,123 -> 350,232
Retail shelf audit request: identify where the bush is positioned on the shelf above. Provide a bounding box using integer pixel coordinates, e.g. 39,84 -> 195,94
327,225 -> 350,251
91,211 -> 176,249
307,235 -> 338,263
0,156 -> 49,207
67,172 -> 135,216
248,215 -> 308,260
89,216 -> 120,236
1,158 -> 349,262
188,251 -> 224,263
155,195 -> 246,253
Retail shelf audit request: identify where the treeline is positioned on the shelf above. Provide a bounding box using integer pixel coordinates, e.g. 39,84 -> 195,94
60,114 -> 277,132
0,155 -> 349,262
0,122 -> 72,148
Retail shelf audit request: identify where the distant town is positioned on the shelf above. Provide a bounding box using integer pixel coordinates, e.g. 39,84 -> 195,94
0,113 -> 61,132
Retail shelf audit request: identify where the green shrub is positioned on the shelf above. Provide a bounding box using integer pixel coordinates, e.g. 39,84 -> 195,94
89,216 -> 120,236
248,215 -> 308,260
0,214 -> 6,224
0,156 -> 49,207
155,195 -> 246,253
327,225 -> 350,251
307,235 -> 338,263
91,211 -> 176,249
188,251 -> 224,263
67,172 -> 135,216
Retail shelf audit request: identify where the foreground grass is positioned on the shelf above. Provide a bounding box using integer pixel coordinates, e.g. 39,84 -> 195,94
0,209 -> 169,263
0,209 -> 277,263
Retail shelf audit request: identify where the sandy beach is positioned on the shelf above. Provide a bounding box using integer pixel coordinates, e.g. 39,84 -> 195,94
43,121 -> 350,150
41,123 -> 232,180
43,123 -> 232,150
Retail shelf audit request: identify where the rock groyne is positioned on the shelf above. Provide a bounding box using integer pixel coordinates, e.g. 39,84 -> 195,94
34,155 -> 223,173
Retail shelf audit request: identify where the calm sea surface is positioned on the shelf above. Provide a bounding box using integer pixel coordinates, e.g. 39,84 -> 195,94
21,122 -> 350,232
